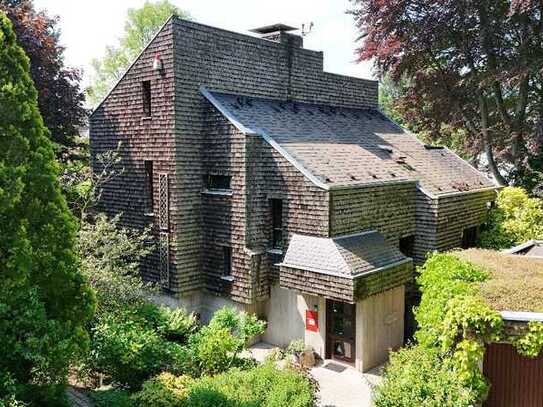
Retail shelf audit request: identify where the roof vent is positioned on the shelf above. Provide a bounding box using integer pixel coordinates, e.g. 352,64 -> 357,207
424,144 -> 444,150
250,23 -> 303,48
378,145 -> 393,153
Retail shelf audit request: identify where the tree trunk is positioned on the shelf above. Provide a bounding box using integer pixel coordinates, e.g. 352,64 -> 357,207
478,92 -> 507,186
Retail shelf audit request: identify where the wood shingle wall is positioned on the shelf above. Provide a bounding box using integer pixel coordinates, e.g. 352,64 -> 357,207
89,20 -> 177,286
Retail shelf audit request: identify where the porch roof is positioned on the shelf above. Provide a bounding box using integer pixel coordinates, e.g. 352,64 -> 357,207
280,231 -> 410,278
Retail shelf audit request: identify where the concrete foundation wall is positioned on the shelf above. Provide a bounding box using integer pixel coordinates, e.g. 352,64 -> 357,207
262,285 -> 305,347
356,285 -> 405,372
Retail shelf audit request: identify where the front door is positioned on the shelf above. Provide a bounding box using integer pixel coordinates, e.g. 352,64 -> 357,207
326,300 -> 356,364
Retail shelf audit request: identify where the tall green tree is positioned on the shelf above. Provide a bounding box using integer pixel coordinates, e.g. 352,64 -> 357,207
0,11 -> 95,404
87,0 -> 191,107
0,0 -> 88,151
351,0 -> 543,188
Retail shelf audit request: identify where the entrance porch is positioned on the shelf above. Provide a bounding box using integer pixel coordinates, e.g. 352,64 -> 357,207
264,230 -> 412,372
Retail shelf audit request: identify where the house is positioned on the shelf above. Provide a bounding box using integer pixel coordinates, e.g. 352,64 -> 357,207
89,17 -> 496,372
454,249 -> 543,407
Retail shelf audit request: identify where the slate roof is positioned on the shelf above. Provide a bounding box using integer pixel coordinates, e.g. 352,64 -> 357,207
280,231 -> 410,278
202,89 -> 496,197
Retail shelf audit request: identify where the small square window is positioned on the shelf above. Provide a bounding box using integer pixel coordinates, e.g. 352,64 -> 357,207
206,174 -> 231,190
223,246 -> 232,277
142,81 -> 151,117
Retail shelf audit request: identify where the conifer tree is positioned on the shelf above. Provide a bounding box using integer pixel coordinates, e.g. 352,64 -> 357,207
0,12 -> 95,403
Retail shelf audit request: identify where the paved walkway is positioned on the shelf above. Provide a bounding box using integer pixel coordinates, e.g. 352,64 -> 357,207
312,360 -> 382,407
249,342 -> 382,407
66,386 -> 92,407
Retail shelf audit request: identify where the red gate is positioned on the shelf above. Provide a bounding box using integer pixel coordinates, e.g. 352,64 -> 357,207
484,343 -> 543,407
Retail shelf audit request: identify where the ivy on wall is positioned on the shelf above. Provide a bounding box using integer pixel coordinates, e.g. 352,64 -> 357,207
375,252 -> 543,406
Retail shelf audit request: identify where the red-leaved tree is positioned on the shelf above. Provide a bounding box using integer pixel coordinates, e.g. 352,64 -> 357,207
351,0 -> 543,188
0,0 -> 87,152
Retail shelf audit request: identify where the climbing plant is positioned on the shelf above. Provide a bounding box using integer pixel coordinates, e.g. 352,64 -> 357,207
376,252 -> 541,406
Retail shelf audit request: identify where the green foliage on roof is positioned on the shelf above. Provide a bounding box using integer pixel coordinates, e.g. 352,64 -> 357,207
454,249 -> 543,313
0,12 -> 95,404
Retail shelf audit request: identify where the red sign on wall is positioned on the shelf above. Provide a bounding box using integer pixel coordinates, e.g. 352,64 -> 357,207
306,310 -> 318,332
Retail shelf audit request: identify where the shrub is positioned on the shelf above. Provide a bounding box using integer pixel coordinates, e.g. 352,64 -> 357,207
190,326 -> 240,376
131,373 -> 193,407
188,307 -> 265,376
90,389 -> 133,407
479,187 -> 543,249
286,339 -> 310,355
373,346 -> 478,407
183,363 -> 314,407
375,252 -> 503,404
136,303 -> 198,342
78,213 -> 154,316
89,312 -> 190,389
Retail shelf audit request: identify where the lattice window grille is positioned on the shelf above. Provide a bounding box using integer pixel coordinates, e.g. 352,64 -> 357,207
158,173 -> 169,231
159,232 -> 170,288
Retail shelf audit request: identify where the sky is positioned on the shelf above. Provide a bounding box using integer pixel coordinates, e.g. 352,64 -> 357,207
33,0 -> 375,88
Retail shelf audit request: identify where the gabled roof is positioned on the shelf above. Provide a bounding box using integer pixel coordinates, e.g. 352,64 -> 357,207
201,88 -> 497,197
280,231 -> 410,278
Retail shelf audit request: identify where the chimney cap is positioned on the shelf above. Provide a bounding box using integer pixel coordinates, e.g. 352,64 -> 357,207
250,23 -> 298,35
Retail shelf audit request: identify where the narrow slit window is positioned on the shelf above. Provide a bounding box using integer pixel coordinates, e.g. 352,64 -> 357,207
142,80 -> 151,117
206,174 -> 231,190
223,246 -> 232,276
271,199 -> 283,250
144,160 -> 153,213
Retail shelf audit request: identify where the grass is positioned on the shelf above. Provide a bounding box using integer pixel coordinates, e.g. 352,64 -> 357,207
453,249 -> 543,313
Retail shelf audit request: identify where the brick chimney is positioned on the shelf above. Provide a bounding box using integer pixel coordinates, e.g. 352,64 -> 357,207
250,23 -> 303,48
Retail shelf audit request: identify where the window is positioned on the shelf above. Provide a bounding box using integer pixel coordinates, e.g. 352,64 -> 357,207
223,246 -> 232,277
144,160 -> 153,213
142,80 -> 151,117
399,235 -> 415,258
206,174 -> 231,190
271,199 -> 283,250
462,226 -> 479,249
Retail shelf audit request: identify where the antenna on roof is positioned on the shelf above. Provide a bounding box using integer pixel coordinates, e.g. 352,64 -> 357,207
301,22 -> 314,37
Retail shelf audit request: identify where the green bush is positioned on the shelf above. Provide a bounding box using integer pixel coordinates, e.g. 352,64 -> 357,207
373,346 -> 478,407
90,389 -> 133,407
135,365 -> 314,407
415,253 -> 489,348
136,303 -> 198,342
188,307 -> 265,376
131,373 -> 193,407
375,252 -> 503,404
89,312 -> 191,389
479,187 -> 543,249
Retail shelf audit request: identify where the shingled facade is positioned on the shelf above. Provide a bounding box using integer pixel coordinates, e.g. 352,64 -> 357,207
89,17 -> 497,371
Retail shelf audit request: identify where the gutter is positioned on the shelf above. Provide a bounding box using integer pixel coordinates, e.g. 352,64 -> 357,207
500,311 -> 543,323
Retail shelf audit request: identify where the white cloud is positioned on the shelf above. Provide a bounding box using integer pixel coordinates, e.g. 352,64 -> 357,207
34,0 -> 374,87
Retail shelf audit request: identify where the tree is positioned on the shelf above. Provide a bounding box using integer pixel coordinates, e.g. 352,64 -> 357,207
87,0 -> 191,107
0,12 -> 95,403
0,0 -> 87,151
351,0 -> 543,187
